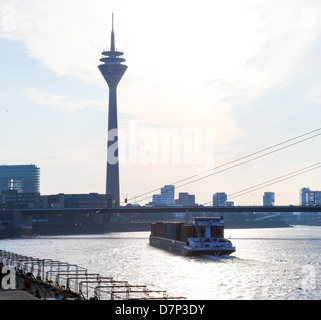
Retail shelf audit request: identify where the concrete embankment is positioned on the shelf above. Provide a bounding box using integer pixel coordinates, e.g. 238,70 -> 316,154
0,290 -> 39,300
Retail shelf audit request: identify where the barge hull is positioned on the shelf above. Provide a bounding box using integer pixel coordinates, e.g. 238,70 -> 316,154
149,236 -> 235,257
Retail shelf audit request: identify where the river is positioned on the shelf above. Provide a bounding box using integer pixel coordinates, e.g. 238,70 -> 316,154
0,225 -> 320,300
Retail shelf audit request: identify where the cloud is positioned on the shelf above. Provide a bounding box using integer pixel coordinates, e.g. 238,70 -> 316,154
4,1 -> 318,143
0,0 -> 108,85
3,0 -> 319,89
23,86 -> 105,112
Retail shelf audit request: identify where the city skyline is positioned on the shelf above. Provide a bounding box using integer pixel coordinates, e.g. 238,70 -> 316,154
1,1 -> 321,206
0,163 -> 318,208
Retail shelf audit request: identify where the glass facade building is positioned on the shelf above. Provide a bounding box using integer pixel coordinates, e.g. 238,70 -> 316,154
301,187 -> 321,206
263,192 -> 275,206
0,165 -> 40,193
175,192 -> 196,206
149,185 -> 176,206
213,192 -> 228,206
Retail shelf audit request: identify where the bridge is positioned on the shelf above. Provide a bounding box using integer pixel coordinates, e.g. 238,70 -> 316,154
1,205 -> 320,238
98,205 -> 321,214
3,205 -> 321,219
3,205 -> 321,218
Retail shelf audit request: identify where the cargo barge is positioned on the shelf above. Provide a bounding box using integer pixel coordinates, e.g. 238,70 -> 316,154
149,217 -> 235,256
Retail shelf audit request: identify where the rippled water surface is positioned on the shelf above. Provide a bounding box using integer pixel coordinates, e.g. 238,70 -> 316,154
1,226 -> 320,299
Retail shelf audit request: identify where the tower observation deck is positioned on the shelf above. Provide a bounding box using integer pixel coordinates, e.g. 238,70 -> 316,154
98,14 -> 127,206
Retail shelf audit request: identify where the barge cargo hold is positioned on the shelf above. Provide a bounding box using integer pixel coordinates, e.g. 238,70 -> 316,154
149,217 -> 235,257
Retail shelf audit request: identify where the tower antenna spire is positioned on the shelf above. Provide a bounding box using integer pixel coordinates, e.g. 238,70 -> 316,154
111,13 -> 115,52
112,12 -> 114,32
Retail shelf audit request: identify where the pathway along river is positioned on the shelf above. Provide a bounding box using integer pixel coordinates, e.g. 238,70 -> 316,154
0,225 -> 320,300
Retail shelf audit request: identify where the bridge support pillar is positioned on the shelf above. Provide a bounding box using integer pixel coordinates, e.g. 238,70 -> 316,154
13,211 -> 33,235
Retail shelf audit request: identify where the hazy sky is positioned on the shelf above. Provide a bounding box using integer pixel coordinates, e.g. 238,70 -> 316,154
1,0 -> 321,205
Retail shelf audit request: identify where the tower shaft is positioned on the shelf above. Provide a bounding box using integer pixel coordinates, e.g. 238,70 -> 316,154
106,85 -> 119,204
98,15 -> 127,207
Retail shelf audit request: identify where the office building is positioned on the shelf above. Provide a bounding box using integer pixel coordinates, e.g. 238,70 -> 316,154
152,194 -> 161,204
149,185 -> 176,206
213,192 -> 227,206
41,193 -> 111,209
0,164 -> 40,193
0,189 -> 40,209
301,188 -> 321,206
263,192 -> 275,206
175,192 -> 196,206
160,185 -> 175,205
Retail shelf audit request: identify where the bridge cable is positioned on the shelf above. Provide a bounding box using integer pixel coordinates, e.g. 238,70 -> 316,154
200,161 -> 321,206
123,127 -> 321,205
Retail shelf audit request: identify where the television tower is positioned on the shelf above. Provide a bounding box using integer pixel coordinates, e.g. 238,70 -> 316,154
98,14 -> 127,206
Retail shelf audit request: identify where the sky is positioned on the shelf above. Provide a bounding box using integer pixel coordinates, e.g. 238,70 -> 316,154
1,0 -> 321,206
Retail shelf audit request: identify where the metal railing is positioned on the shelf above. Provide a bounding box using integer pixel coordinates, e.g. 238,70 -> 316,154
0,250 -> 185,300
